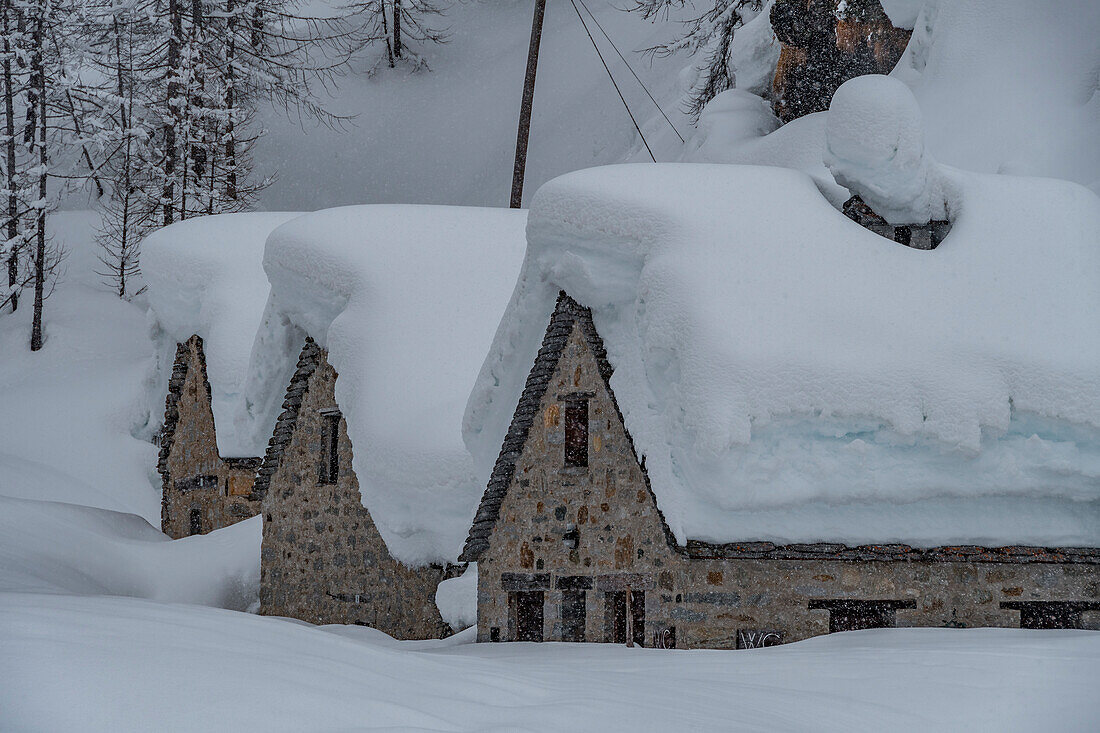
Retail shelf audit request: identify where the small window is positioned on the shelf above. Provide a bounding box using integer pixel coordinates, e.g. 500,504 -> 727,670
319,412 -> 341,484
809,599 -> 915,633
1001,601 -> 1100,630
188,508 -> 203,536
564,399 -> 589,467
174,475 -> 217,492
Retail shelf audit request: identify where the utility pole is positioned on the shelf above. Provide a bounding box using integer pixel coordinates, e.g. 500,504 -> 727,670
509,0 -> 546,209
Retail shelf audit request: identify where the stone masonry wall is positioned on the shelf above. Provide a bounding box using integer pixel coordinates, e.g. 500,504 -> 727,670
160,336 -> 260,539
476,319 -> 1100,648
258,349 -> 452,639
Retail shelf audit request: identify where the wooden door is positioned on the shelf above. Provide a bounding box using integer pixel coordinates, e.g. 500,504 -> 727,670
514,591 -> 544,642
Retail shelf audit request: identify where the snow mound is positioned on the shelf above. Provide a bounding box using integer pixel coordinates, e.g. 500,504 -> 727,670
824,75 -> 950,224
435,564 -> 477,632
249,205 -> 527,566
466,163 -> 1100,547
0,495 -> 259,610
142,212 -> 303,457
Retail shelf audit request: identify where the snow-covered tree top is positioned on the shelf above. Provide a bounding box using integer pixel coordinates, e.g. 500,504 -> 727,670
466,163 -> 1100,548
143,213 -> 304,457
246,205 -> 528,566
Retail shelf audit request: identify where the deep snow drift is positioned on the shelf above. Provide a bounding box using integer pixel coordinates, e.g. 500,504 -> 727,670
0,214 -> 261,614
465,163 -> 1100,547
245,205 -> 527,565
4,593 -> 1099,732
0,496 -> 258,610
142,212 -> 304,457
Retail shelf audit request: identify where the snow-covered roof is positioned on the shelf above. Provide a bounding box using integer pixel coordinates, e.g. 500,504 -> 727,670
248,205 -> 527,566
143,212 -> 304,457
464,163 -> 1100,548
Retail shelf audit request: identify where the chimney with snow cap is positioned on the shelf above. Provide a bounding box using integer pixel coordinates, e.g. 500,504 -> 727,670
824,75 -> 952,247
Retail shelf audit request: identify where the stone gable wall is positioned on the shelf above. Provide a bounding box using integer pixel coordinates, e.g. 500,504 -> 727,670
477,320 -> 1100,648
258,350 -> 452,639
160,336 -> 260,539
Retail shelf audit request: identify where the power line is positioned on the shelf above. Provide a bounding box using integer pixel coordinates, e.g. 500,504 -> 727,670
575,0 -> 686,143
568,0 -> 657,163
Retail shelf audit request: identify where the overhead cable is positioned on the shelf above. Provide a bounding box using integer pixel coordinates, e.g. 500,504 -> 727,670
568,0 -> 658,163
575,0 -> 686,143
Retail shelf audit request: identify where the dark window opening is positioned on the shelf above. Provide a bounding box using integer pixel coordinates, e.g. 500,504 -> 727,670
809,599 -> 916,633
188,508 -> 203,536
893,225 -> 912,246
175,474 -> 217,492
512,590 -> 544,642
1001,601 -> 1100,630
319,412 -> 341,484
564,399 -> 589,467
489,627 -> 500,642
605,590 -> 645,646
561,590 -> 586,642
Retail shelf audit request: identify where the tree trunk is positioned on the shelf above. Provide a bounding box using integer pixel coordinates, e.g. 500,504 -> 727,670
30,12 -> 45,351
225,0 -> 237,200
380,3 -> 394,68
392,0 -> 402,59
3,0 -> 19,311
164,0 -> 182,225
116,16 -> 131,298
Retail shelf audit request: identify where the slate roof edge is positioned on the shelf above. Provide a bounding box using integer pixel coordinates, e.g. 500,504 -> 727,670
249,338 -> 322,502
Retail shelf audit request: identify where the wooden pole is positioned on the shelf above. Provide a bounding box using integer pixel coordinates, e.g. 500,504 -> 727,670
509,0 -> 546,209
625,588 -> 634,647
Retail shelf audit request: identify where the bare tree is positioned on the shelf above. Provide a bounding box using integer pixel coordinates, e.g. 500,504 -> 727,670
630,0 -> 761,119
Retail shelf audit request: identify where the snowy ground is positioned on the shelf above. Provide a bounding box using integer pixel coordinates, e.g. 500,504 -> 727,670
4,593 -> 1100,732
2,214 -> 1098,732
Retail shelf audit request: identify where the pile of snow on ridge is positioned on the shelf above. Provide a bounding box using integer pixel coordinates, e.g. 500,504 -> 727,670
143,212 -> 303,457
466,163 -> 1100,547
824,75 -> 951,224
250,206 -> 527,565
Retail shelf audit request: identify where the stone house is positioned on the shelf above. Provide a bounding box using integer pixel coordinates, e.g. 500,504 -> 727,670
460,293 -> 1100,648
244,204 -> 528,639
158,335 -> 261,538
144,211 -> 305,539
251,339 -> 459,638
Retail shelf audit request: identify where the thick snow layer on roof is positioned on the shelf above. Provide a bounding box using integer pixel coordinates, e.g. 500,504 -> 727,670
143,212 -> 303,457
691,0 -> 1100,195
251,206 -> 527,566
465,163 -> 1100,547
